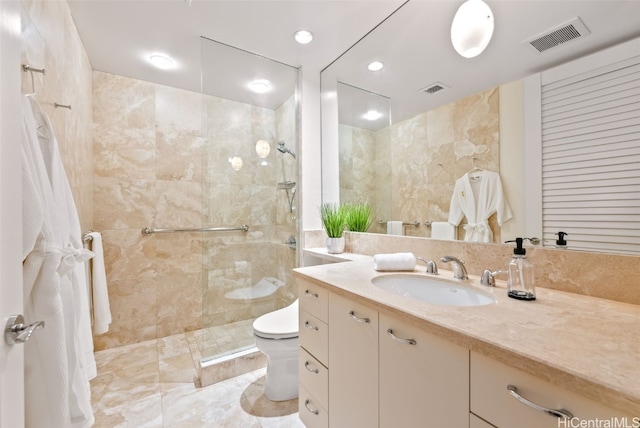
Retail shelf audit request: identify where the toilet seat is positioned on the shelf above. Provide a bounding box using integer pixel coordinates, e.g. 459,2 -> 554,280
253,300 -> 298,340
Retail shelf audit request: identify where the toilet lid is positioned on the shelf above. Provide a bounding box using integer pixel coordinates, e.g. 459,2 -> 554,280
253,300 -> 299,339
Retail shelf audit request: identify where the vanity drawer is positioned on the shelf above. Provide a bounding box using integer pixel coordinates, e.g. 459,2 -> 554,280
298,279 -> 329,322
299,348 -> 328,412
471,351 -> 634,428
299,385 -> 328,428
299,310 -> 328,366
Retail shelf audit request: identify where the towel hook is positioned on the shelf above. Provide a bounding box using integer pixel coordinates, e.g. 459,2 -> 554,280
22,64 -> 45,95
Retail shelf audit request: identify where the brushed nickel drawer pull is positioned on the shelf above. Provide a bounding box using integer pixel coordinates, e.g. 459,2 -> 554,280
349,311 -> 370,323
387,328 -> 417,345
304,399 -> 319,415
507,385 -> 573,419
304,361 -> 319,374
304,321 -> 319,331
304,289 -> 319,298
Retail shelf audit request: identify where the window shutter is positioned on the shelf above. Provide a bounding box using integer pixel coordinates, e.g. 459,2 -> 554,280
540,56 -> 640,254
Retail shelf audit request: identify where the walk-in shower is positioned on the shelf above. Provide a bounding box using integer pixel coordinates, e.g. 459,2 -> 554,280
196,36 -> 300,383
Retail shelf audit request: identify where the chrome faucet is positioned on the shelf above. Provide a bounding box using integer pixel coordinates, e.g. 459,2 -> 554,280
480,270 -> 508,287
417,257 -> 438,275
440,256 -> 468,280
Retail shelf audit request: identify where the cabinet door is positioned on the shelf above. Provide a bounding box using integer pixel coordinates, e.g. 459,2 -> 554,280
329,293 -> 379,428
471,351 -> 635,428
379,313 -> 470,428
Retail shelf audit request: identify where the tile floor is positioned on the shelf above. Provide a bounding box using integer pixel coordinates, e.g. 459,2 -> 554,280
91,328 -> 304,427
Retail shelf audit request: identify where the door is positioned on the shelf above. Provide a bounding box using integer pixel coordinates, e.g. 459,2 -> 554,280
0,1 -> 25,426
328,293 -> 379,428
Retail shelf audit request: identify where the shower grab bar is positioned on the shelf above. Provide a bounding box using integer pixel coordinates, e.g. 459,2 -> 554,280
141,225 -> 249,235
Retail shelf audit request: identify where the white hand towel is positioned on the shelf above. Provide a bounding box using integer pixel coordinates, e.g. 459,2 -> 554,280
87,232 -> 111,335
431,222 -> 457,240
373,252 -> 416,271
387,221 -> 404,236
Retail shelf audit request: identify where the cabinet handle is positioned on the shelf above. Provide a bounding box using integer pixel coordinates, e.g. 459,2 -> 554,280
304,361 -> 319,374
349,311 -> 370,323
304,321 -> 319,331
304,289 -> 319,298
387,329 -> 417,345
507,385 -> 573,419
304,399 -> 320,415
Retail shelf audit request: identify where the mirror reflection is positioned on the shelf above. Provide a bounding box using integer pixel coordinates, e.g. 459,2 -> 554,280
322,0 -> 640,253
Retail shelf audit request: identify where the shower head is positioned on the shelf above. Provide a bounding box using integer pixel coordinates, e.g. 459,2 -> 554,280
277,141 -> 296,159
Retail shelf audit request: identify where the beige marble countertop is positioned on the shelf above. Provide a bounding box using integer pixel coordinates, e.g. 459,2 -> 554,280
293,257 -> 640,415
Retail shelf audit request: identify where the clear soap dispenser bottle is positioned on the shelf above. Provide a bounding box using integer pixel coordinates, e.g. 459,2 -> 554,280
505,238 -> 536,301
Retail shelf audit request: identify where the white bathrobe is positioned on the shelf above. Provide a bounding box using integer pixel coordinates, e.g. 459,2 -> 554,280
448,170 -> 513,243
22,95 -> 95,428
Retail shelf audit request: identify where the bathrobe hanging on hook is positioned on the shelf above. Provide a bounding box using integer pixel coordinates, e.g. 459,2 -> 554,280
447,169 -> 513,243
23,95 -> 95,428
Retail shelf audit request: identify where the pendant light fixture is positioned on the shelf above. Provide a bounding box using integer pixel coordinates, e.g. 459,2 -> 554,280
451,0 -> 494,58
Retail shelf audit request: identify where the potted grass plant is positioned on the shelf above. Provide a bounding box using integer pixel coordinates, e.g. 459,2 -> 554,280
345,202 -> 374,233
320,202 -> 347,254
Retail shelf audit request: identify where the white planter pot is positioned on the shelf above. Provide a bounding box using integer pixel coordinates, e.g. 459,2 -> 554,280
326,237 -> 345,254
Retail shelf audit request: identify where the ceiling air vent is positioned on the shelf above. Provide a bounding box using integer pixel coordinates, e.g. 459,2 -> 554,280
420,82 -> 449,94
524,17 -> 591,54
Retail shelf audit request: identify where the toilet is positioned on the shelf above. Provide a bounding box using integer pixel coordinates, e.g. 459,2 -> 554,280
253,299 -> 299,401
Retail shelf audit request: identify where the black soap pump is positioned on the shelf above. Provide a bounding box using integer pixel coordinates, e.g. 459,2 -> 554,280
556,231 -> 568,249
505,238 -> 536,301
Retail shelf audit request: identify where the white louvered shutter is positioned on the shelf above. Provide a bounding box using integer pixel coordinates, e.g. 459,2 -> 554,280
540,56 -> 640,254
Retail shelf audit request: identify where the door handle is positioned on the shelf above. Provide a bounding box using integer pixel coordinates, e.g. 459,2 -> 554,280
4,314 -> 45,345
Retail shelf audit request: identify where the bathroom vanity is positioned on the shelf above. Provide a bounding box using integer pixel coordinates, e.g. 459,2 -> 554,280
294,256 -> 639,428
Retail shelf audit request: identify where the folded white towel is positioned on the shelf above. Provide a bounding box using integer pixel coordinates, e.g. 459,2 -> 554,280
87,232 -> 111,335
431,221 -> 457,240
387,221 -> 404,236
373,252 -> 416,271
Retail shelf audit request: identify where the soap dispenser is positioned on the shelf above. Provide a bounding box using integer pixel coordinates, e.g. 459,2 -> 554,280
555,231 -> 568,249
505,238 -> 536,301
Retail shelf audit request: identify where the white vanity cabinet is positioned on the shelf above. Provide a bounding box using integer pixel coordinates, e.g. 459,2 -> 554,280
379,313 -> 469,428
328,292 -> 379,428
470,352 -> 636,428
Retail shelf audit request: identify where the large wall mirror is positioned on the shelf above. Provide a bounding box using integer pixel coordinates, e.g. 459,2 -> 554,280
320,0 -> 640,254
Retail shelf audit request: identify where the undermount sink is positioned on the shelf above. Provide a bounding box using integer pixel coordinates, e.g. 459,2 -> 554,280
371,274 -> 496,307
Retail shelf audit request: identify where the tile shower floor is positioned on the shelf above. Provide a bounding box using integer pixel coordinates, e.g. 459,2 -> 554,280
91,325 -> 304,427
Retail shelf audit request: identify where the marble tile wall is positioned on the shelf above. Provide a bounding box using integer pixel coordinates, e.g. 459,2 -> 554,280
93,71 -> 298,352
21,0 -> 94,231
340,87 -> 501,240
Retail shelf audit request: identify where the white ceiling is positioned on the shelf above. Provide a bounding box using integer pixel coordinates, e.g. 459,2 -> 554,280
67,1 -> 640,120
67,0 -> 406,108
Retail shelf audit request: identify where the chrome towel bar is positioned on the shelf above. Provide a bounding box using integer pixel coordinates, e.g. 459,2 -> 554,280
141,225 -> 250,235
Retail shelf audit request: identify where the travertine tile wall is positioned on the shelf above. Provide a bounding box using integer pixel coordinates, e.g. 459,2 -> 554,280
340,87 -> 500,240
93,71 -> 298,351
21,0 -> 94,231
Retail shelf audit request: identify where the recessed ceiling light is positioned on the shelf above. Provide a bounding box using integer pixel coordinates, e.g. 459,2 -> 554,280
368,61 -> 384,71
249,79 -> 271,94
294,30 -> 313,44
148,54 -> 175,70
363,110 -> 383,121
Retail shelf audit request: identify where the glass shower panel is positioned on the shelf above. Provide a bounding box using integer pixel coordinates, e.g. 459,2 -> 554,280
199,37 -> 299,363
337,82 -> 391,234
